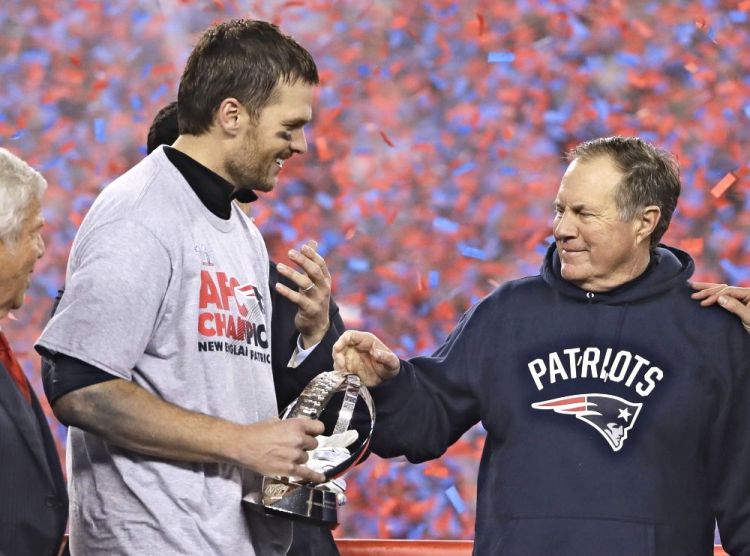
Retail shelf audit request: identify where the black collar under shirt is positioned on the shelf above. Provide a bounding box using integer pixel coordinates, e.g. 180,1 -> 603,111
163,146 -> 258,219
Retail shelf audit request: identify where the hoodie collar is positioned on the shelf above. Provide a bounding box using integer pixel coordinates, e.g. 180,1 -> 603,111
540,242 -> 694,304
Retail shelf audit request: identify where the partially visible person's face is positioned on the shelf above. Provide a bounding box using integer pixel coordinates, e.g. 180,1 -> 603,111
0,197 -> 45,319
225,80 -> 313,192
553,155 -> 646,292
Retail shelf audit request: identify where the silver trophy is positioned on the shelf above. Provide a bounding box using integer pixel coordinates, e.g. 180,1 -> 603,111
251,370 -> 375,527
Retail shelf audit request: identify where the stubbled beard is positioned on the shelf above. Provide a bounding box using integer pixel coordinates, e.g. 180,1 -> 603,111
224,126 -> 276,192
225,156 -> 272,192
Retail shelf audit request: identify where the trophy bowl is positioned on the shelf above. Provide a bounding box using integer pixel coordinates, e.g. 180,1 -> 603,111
254,370 -> 375,528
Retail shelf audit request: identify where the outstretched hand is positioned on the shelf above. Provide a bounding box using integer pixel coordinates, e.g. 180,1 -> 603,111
275,240 -> 332,348
691,282 -> 750,334
332,330 -> 401,387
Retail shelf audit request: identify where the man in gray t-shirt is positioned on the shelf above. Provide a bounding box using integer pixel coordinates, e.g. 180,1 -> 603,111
37,20 -> 332,556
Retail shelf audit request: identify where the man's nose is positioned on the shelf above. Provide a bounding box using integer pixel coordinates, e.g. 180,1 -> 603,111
553,211 -> 576,240
290,128 -> 307,154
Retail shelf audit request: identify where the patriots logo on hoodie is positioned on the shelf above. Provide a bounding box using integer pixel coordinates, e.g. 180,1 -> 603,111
532,394 -> 642,452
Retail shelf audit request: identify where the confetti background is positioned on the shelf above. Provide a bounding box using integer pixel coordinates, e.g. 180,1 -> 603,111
2,0 -> 749,543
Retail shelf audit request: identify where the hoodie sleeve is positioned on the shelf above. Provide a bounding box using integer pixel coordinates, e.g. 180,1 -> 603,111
369,301 -> 487,463
711,358 -> 750,555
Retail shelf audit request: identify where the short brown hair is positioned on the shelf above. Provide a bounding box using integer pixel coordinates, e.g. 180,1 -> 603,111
178,19 -> 319,135
567,136 -> 681,249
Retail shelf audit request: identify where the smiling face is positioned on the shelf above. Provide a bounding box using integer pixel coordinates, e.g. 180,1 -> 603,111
0,197 -> 45,319
224,80 -> 313,193
553,155 -> 652,292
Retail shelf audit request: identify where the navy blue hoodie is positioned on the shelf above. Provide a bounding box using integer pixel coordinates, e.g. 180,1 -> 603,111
370,244 -> 750,555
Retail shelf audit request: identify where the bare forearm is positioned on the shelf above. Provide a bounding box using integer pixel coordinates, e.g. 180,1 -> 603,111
54,379 -> 241,464
53,378 -> 328,481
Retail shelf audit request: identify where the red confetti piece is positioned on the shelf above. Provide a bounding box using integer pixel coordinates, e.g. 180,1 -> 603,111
379,130 -> 395,147
476,13 -> 486,36
710,172 -> 737,198
315,137 -> 333,161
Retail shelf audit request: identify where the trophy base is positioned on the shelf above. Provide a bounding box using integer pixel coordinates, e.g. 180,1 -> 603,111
258,476 -> 339,528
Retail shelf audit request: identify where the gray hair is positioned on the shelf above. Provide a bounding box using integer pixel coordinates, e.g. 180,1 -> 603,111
0,148 -> 47,245
567,136 -> 681,250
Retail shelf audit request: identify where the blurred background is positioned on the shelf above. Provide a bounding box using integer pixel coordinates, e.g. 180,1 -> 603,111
1,0 -> 748,541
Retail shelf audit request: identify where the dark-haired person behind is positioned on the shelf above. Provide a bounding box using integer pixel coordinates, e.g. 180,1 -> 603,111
0,148 -> 67,556
334,136 -> 750,555
36,19 -> 342,555
145,100 -> 179,153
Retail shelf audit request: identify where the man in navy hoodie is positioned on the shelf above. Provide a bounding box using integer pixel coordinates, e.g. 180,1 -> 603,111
333,136 -> 750,555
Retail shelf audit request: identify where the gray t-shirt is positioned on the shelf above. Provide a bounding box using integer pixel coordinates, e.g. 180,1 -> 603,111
37,148 -> 290,555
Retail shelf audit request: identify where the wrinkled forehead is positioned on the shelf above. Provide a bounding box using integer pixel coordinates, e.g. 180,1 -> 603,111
556,156 -> 623,204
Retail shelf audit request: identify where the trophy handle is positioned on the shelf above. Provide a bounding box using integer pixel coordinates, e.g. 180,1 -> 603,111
279,371 -> 376,481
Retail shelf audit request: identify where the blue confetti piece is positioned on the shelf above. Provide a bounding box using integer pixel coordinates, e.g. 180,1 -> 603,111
594,97 -> 610,120
452,161 -> 476,177
130,9 -> 150,26
675,23 -> 696,46
130,94 -> 143,111
744,104 -> 750,118
543,110 -> 567,125
321,229 -> 342,249
357,64 -> 370,77
488,52 -> 515,63
93,119 -> 106,142
729,10 -> 747,23
149,83 -> 169,103
567,14 -> 590,40
315,191 -> 334,209
388,29 -> 407,49
422,21 -> 438,44
39,156 -> 63,172
428,271 -> 440,288
720,259 -> 750,284
458,243 -> 487,260
453,76 -> 469,97
614,52 -> 642,67
348,258 -> 370,272
429,75 -> 447,91
20,49 -> 51,65
399,334 -> 415,351
140,63 -> 153,80
275,203 -> 292,219
433,217 -> 459,233
58,175 -> 73,191
280,224 -> 297,242
445,485 -> 466,514
10,130 -> 26,140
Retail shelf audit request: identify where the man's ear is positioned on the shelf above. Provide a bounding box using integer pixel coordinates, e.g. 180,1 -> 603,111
215,98 -> 243,136
635,205 -> 661,245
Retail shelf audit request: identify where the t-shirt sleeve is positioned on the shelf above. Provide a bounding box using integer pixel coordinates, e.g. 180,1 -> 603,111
36,219 -> 172,380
